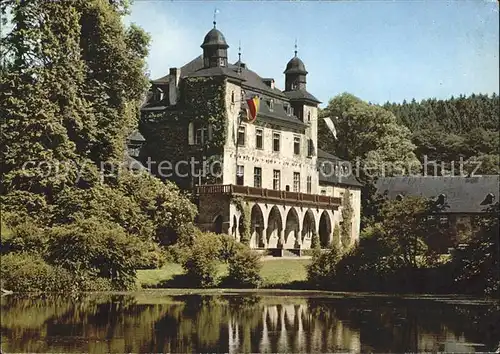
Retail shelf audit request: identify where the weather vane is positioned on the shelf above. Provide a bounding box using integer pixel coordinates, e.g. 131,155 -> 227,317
213,8 -> 219,28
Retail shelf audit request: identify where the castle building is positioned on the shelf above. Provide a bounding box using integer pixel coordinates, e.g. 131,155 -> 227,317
139,23 -> 361,252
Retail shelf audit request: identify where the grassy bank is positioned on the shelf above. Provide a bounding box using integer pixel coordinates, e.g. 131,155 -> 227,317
137,258 -> 311,289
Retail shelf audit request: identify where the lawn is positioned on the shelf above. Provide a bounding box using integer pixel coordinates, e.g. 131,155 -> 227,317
136,258 -> 311,288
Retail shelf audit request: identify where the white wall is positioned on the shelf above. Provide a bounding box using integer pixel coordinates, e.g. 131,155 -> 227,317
222,81 -> 319,193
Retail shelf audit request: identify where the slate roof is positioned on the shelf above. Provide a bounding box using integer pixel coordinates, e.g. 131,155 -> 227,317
375,176 -> 500,214
284,56 -> 308,75
185,65 -> 244,81
283,89 -> 321,104
317,149 -> 363,188
151,56 -> 205,84
201,28 -> 229,48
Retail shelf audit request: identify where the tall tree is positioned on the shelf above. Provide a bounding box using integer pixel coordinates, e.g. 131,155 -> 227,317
319,93 -> 419,180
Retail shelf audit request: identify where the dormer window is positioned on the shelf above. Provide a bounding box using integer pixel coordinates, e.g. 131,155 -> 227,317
268,99 -> 274,112
486,193 -> 495,203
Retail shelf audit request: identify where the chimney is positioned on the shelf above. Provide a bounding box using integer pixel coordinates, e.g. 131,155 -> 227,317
169,67 -> 181,105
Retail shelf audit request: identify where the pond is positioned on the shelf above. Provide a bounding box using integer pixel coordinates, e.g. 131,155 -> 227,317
1,290 -> 499,353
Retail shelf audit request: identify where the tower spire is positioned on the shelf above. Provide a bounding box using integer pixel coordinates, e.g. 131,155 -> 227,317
294,38 -> 298,57
238,40 -> 242,69
213,8 -> 219,28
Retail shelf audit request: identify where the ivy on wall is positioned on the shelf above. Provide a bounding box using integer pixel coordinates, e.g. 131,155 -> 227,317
331,224 -> 340,249
311,231 -> 320,250
341,190 -> 354,248
139,77 -> 227,188
233,196 -> 251,246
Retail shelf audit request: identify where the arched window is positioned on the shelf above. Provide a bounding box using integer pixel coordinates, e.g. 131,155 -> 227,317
188,122 -> 194,145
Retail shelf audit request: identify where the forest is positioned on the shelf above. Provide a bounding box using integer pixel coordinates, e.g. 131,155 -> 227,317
384,94 -> 499,175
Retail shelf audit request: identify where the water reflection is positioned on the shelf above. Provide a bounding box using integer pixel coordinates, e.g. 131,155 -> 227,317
1,292 -> 498,353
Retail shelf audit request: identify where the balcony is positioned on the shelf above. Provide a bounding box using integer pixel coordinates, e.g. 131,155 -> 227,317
195,184 -> 341,208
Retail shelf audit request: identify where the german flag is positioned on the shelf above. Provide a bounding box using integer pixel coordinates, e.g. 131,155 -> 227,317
246,96 -> 260,123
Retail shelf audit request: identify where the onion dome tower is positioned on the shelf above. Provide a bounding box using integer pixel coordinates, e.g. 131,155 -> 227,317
201,20 -> 229,68
284,42 -> 308,91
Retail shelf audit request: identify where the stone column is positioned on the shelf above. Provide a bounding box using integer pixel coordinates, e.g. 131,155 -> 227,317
278,229 -> 285,249
260,227 -> 268,248
294,228 -> 302,249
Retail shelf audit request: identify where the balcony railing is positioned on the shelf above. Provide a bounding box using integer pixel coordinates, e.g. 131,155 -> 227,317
195,184 -> 342,207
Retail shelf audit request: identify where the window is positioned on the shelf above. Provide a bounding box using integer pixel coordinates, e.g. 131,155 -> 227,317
231,91 -> 235,104
188,122 -> 194,145
307,138 -> 315,157
321,189 -> 326,195
293,172 -> 300,192
439,215 -> 450,227
307,112 -> 311,122
194,127 -> 208,145
219,58 -> 226,67
293,136 -> 301,155
306,176 -> 312,194
269,99 -> 274,112
254,167 -> 262,188
256,128 -> 263,149
284,104 -> 289,114
273,170 -> 281,190
273,133 -> 280,152
237,165 -> 244,186
238,126 -> 246,146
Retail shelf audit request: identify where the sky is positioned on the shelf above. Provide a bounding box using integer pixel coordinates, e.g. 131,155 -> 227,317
126,0 -> 499,106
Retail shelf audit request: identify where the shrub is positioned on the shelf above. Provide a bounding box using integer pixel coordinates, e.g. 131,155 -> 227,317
45,217 -> 147,290
311,232 -> 320,250
218,234 -> 245,262
306,246 -> 342,289
0,253 -> 73,293
182,232 -> 223,287
0,219 -> 47,256
226,248 -> 262,288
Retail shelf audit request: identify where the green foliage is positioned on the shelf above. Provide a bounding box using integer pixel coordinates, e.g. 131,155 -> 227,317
311,231 -> 320,250
0,253 -> 74,293
227,249 -> 262,288
340,191 -> 353,248
46,218 -> 148,290
318,93 -> 419,180
306,197 -> 456,293
140,76 -> 227,188
233,197 -> 251,245
306,247 -> 342,289
182,232 -> 223,287
384,95 -> 499,175
330,224 -> 340,248
218,233 -> 246,262
384,94 -> 499,135
379,196 -> 439,269
451,204 -> 500,297
0,216 -> 47,256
